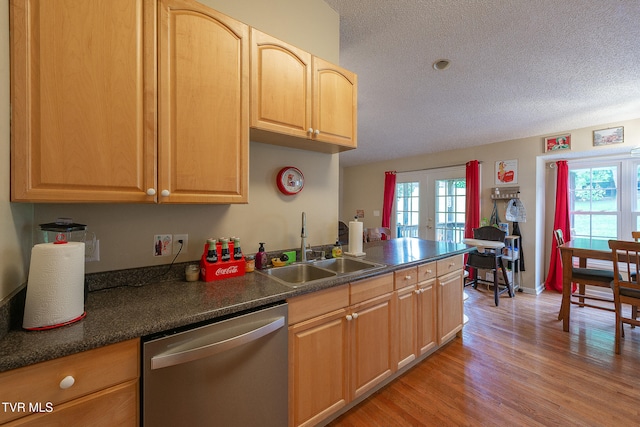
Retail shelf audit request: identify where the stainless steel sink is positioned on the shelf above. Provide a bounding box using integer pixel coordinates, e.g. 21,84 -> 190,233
257,256 -> 386,288
312,257 -> 385,274
258,263 -> 337,288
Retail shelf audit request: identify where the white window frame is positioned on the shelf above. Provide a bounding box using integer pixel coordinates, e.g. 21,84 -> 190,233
567,156 -> 640,268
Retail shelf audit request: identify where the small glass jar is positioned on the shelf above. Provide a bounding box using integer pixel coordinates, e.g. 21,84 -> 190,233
185,264 -> 200,282
245,255 -> 255,273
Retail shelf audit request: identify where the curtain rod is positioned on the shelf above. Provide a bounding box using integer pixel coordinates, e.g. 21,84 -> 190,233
398,161 -> 483,174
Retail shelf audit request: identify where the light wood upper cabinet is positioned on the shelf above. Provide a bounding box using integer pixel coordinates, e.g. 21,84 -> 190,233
158,0 -> 248,203
250,29 -> 357,153
10,0 -> 157,202
312,57 -> 357,148
250,29 -> 312,139
10,0 -> 248,203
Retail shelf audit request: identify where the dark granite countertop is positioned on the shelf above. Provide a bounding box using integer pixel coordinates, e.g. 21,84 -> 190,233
0,238 -> 471,372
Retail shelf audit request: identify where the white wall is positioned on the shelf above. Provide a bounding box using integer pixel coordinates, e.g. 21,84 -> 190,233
1,0 -> 33,301
341,117 -> 640,294
1,0 -> 340,300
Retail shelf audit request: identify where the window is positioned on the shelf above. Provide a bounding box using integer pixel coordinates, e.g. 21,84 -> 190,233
395,182 -> 419,237
435,179 -> 466,243
568,158 -> 640,248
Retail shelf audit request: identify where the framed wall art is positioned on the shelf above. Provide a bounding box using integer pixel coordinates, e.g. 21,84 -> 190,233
593,126 -> 624,146
495,159 -> 518,184
544,134 -> 571,152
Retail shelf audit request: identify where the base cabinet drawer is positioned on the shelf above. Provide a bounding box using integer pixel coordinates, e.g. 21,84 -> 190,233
0,339 -> 139,425
4,380 -> 138,427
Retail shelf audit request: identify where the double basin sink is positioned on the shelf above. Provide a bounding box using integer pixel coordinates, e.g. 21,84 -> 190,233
256,257 -> 386,288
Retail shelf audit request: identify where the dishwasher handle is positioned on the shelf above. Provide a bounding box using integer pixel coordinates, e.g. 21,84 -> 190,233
150,316 -> 285,370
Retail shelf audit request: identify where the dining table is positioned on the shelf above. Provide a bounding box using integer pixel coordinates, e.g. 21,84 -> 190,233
558,240 -> 615,332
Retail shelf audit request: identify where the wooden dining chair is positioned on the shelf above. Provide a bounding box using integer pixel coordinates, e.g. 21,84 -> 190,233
554,229 -> 616,321
608,239 -> 640,354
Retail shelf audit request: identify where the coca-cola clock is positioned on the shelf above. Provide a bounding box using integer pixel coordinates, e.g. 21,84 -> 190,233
276,166 -> 304,195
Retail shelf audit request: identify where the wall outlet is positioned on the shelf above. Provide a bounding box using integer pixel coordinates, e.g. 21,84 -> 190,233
173,234 -> 188,255
154,234 -> 172,257
86,240 -> 100,262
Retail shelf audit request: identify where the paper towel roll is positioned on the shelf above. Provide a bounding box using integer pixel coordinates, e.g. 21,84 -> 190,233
23,242 -> 85,330
345,220 -> 365,256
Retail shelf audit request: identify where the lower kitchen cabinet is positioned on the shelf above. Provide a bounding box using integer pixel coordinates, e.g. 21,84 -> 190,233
288,258 -> 463,427
287,274 -> 394,427
288,285 -> 350,427
417,274 -> 437,356
348,289 -> 394,400
289,307 -> 349,427
394,262 -> 437,371
0,339 -> 139,426
395,283 -> 418,370
437,255 -> 464,344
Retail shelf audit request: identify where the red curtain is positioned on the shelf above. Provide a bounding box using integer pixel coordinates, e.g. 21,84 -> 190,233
382,171 -> 396,230
464,161 -> 480,276
464,160 -> 480,238
545,160 -> 571,292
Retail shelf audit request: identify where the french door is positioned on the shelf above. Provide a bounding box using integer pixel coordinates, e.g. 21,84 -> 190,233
394,166 -> 466,242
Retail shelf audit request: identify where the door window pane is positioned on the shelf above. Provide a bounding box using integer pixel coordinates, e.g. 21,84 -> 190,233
396,182 -> 419,237
435,179 -> 465,243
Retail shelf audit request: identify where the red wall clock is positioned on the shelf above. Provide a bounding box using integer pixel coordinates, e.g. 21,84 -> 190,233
276,167 -> 304,195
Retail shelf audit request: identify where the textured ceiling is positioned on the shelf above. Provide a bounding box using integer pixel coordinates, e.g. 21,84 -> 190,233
324,0 -> 640,166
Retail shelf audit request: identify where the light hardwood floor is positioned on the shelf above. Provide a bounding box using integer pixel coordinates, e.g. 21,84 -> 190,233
328,286 -> 640,426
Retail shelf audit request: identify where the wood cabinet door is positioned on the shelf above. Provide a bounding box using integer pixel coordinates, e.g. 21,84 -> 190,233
250,28 -> 312,139
158,0 -> 249,203
437,270 -> 464,344
10,0 -> 156,202
395,285 -> 417,370
349,292 -> 394,400
289,309 -> 349,427
417,278 -> 437,355
312,57 -> 357,148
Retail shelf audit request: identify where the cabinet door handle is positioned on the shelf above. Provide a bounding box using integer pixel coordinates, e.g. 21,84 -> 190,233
161,189 -> 170,197
352,312 -> 359,319
146,188 -> 156,196
346,314 -> 353,321
307,128 -> 314,134
314,129 -> 320,136
59,375 -> 75,390
405,275 -> 412,280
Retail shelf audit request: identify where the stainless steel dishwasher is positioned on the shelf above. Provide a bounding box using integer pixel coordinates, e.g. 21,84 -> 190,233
142,303 -> 288,427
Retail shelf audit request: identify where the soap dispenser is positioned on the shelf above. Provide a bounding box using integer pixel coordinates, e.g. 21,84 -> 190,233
255,242 -> 268,270
332,240 -> 343,258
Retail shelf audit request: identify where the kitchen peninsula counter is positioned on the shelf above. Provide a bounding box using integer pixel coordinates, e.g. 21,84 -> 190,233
0,238 -> 471,372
